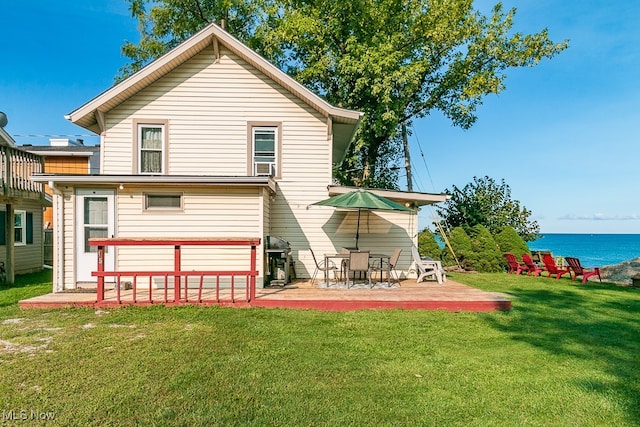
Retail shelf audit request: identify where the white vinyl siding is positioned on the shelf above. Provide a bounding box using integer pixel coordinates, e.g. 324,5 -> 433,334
102,47 -> 327,177
114,186 -> 265,285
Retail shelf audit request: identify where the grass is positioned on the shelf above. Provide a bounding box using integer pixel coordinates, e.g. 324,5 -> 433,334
1,270 -> 639,426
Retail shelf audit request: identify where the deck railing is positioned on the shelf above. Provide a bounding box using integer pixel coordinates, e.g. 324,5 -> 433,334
0,145 -> 44,199
89,237 -> 260,306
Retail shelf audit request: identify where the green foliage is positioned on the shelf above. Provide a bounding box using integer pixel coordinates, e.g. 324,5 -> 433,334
417,228 -> 443,260
267,1 -> 568,188
119,1 -> 568,187
468,225 -> 504,272
118,0 -> 270,81
436,176 -> 540,242
443,226 -> 473,269
494,225 -> 530,261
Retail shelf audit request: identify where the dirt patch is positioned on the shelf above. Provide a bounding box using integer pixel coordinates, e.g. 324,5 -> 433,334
2,318 -> 26,325
0,337 -> 52,356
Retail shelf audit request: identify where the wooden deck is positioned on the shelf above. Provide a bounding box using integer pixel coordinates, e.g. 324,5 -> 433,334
19,278 -> 511,312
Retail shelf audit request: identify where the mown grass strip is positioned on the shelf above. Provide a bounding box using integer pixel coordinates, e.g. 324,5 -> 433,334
0,271 -> 638,426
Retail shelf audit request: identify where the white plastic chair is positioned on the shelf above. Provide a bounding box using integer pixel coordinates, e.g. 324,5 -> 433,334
411,246 -> 445,284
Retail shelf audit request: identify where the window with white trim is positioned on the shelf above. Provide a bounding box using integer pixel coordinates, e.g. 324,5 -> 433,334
138,124 -> 165,174
14,210 -> 26,245
144,193 -> 183,210
252,127 -> 277,176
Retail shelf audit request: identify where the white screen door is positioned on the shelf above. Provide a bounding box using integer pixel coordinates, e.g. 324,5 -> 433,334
76,189 -> 115,283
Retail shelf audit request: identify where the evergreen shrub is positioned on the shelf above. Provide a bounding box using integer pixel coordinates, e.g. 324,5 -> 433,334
443,227 -> 473,270
417,228 -> 443,260
468,225 -> 504,272
494,226 -> 530,260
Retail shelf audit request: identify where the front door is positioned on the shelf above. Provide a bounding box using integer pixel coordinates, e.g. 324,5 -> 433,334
76,189 -> 115,283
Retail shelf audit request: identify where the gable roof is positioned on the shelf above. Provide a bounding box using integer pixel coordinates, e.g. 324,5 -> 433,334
67,23 -> 363,162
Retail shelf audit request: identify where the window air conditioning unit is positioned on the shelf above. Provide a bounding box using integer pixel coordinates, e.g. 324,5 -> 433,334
255,162 -> 276,176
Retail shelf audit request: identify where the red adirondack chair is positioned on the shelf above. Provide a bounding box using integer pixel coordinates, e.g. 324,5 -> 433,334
504,253 -> 529,275
522,253 -> 544,277
542,254 -> 571,280
565,257 -> 601,283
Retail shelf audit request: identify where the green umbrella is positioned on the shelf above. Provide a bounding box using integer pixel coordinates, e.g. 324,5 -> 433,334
312,189 -> 412,249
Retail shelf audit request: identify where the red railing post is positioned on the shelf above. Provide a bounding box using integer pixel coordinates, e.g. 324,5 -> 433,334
174,245 -> 181,302
249,243 -> 257,302
97,245 -> 105,303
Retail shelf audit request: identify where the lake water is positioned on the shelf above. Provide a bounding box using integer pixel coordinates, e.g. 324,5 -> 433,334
528,234 -> 640,267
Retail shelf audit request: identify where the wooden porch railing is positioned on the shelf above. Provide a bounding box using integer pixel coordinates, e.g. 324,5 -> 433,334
0,145 -> 44,199
89,237 -> 260,306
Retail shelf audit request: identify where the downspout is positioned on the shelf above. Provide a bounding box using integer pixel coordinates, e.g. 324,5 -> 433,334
48,181 -> 65,292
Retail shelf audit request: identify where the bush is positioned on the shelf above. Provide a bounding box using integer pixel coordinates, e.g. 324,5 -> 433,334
443,227 -> 473,270
417,228 -> 443,260
468,225 -> 504,272
494,226 -> 530,266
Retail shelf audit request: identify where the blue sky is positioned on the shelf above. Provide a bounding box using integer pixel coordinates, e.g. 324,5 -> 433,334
1,1 -> 638,234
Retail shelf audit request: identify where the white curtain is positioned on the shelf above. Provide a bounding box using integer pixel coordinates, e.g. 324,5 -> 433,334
141,127 -> 162,173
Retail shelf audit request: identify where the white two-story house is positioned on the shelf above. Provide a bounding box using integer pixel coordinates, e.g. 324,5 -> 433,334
32,23 -> 447,292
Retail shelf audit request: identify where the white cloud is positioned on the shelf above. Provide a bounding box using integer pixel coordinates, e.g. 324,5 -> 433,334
559,213 -> 640,221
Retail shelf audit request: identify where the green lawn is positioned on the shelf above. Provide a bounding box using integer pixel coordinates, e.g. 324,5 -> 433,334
1,270 -> 639,426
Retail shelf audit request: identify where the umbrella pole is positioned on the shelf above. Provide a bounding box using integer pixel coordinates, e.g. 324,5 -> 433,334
355,209 -> 361,250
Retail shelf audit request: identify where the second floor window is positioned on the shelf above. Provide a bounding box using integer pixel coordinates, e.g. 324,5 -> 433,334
252,127 -> 277,176
138,125 -> 164,174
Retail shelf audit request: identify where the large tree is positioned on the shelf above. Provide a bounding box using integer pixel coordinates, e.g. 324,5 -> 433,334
120,0 -> 567,188
436,176 -> 539,241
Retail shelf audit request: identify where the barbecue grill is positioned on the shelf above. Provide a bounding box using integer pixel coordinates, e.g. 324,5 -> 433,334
265,236 -> 293,286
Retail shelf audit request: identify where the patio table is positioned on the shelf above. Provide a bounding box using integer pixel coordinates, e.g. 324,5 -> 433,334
323,252 -> 391,287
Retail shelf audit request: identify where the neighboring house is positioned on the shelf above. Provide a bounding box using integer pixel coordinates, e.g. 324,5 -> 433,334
31,23 -> 447,293
23,138 -> 100,228
0,123 -> 47,283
